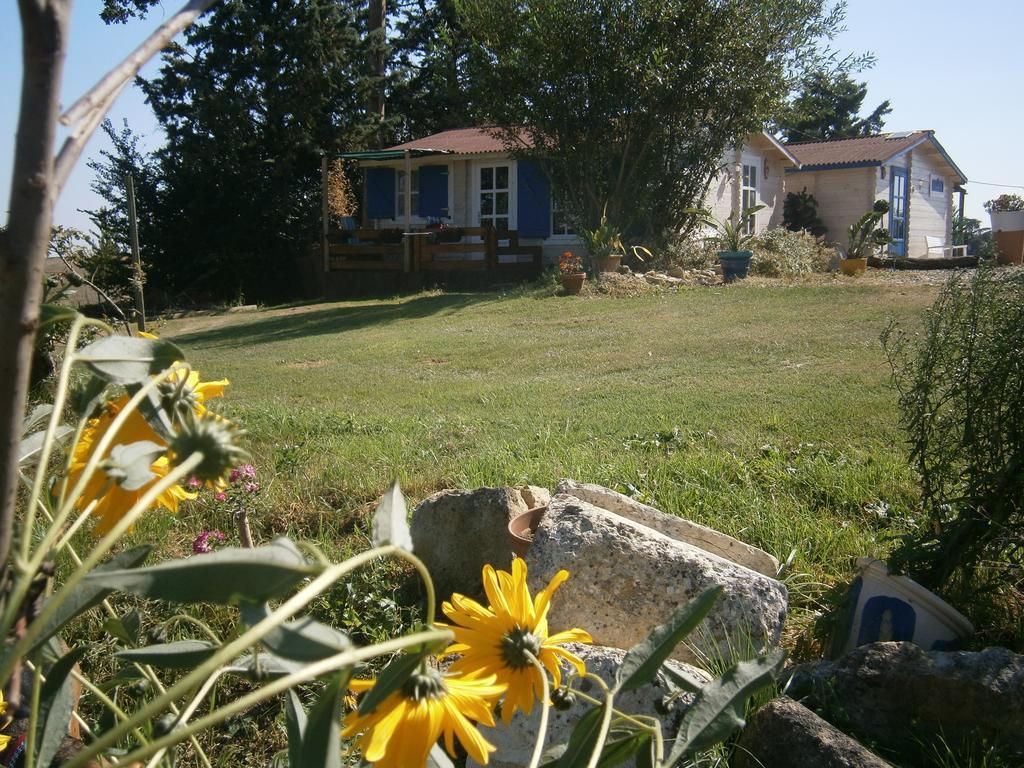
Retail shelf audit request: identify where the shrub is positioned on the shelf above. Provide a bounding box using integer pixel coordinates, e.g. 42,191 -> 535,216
657,231 -> 719,271
883,268 -> 1024,605
782,188 -> 827,237
983,194 -> 1024,213
749,228 -> 834,277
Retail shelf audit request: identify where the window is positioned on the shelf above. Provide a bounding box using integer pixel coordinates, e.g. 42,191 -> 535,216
741,164 -> 758,234
551,193 -> 576,236
396,169 -> 419,217
931,178 -> 945,194
478,164 -> 510,231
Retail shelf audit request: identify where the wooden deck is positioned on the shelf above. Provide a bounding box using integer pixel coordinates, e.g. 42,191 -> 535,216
326,226 -> 543,275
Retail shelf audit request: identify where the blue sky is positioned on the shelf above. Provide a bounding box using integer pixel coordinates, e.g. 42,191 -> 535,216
2,0 -> 1022,230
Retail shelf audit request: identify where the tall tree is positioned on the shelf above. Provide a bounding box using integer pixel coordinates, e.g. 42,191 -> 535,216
779,69 -> 892,142
458,0 -> 852,240
138,0 -> 380,302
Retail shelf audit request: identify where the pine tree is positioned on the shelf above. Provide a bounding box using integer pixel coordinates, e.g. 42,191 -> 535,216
780,70 -> 892,142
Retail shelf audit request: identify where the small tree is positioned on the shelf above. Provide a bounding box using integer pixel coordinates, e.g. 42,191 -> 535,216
782,188 -> 828,236
458,0 -> 856,240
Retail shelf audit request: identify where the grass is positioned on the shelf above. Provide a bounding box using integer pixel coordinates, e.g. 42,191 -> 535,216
142,281 -> 935,641
76,277 -> 946,766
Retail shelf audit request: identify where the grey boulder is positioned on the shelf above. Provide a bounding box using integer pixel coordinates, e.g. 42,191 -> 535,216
525,493 -> 788,666
734,696 -> 891,768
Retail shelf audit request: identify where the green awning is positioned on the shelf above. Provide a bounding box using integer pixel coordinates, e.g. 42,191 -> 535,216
335,148 -> 451,161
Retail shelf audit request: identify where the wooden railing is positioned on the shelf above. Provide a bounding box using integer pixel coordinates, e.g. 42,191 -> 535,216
326,226 -> 542,273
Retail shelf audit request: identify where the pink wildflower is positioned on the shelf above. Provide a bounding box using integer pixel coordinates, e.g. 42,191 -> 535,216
214,491 -> 228,502
186,476 -> 202,490
192,530 -> 226,554
243,481 -> 260,494
229,464 -> 257,484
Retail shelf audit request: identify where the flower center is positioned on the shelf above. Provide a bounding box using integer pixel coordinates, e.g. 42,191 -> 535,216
500,626 -> 543,669
401,667 -> 446,702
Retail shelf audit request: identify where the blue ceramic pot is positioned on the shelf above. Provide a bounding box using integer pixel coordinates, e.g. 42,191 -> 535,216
718,250 -> 753,282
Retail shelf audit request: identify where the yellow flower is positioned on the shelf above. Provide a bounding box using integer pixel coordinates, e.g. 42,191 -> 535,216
343,666 -> 505,768
65,396 -> 196,536
165,369 -> 230,418
0,688 -> 11,752
442,559 -> 592,724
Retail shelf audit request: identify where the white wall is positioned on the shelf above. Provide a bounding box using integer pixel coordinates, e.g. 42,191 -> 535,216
906,145 -> 953,257
787,167 -> 876,247
701,135 -> 791,232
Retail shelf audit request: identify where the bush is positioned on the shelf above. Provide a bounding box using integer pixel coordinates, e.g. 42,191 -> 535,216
749,228 -> 834,278
657,230 -> 719,271
782,188 -> 827,237
883,268 -> 1024,609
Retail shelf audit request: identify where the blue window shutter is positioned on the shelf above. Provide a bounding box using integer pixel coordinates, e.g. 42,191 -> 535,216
517,160 -> 551,237
418,165 -> 449,218
365,167 -> 395,219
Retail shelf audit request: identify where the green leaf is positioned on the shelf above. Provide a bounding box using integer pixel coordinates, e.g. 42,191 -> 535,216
23,404 -> 54,433
126,382 -> 176,442
82,537 -> 315,605
116,640 -> 218,669
36,646 -> 87,768
102,608 -> 142,646
666,650 -> 786,765
372,479 -> 413,551
27,546 -> 151,654
357,650 -> 430,716
39,304 -> 81,329
427,743 -> 456,768
69,373 -> 110,419
224,651 -> 304,681
299,672 -> 348,768
285,689 -> 308,768
104,440 -> 165,491
597,732 -> 650,767
615,586 -> 721,693
240,603 -> 352,662
659,663 -> 702,696
76,335 -> 183,385
18,425 -> 74,467
545,704 -> 608,768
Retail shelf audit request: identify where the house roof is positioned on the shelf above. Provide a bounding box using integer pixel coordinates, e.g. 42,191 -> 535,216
786,130 -> 967,182
385,127 -> 533,155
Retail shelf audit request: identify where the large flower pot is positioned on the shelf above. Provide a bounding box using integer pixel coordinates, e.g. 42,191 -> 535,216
717,250 -> 752,282
561,273 -> 586,295
839,257 -> 868,276
594,255 -> 621,273
989,210 -> 1024,232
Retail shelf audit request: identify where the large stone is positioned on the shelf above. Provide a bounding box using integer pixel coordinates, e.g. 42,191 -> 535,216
410,487 -> 529,601
467,643 -> 711,768
734,697 -> 891,768
525,494 -> 788,665
555,480 -> 779,577
786,642 -> 1024,753
518,484 -> 551,510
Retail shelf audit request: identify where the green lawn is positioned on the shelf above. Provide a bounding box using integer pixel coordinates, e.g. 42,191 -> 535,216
150,280 -> 936,654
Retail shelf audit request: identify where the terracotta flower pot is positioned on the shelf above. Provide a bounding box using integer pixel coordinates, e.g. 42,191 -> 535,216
594,255 -> 621,273
839,257 -> 868,276
507,506 -> 548,557
561,273 -> 586,295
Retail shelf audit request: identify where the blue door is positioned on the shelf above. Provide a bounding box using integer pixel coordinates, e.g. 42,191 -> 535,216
889,167 -> 907,256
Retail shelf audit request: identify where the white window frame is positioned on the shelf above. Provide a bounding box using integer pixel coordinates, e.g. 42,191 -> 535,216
472,160 -> 516,232
740,162 -> 758,235
549,191 -> 577,240
396,168 -> 420,218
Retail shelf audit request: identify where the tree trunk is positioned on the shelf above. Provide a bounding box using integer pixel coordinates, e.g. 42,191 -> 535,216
0,0 -> 72,573
367,0 -> 386,121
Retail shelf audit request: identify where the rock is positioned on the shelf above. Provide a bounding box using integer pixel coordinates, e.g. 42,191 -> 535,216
227,304 -> 258,313
525,494 -> 788,666
668,266 -> 688,278
467,643 -> 711,768
786,642 -> 1024,752
555,480 -> 779,577
410,487 -> 528,601
644,274 -> 669,286
734,697 -> 891,768
517,485 -> 551,510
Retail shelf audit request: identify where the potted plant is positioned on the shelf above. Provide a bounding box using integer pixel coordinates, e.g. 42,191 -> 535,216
426,217 -> 463,243
559,251 -> 586,295
984,194 -> 1024,233
684,204 -> 765,282
581,207 -> 652,273
840,200 -> 893,276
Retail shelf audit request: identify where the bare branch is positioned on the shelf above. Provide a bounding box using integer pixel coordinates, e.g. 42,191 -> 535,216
56,253 -> 133,335
60,0 -> 217,128
53,78 -> 130,195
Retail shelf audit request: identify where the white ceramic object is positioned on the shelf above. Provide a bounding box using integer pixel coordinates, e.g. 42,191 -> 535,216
843,557 -> 973,655
989,210 -> 1024,232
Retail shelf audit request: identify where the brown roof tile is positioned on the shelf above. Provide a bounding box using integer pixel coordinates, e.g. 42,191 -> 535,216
786,131 -> 928,168
386,127 -> 533,155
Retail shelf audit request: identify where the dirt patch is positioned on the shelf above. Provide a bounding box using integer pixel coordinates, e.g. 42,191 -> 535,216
284,359 -> 331,370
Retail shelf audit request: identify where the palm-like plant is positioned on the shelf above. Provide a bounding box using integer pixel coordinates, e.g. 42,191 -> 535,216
844,200 -> 894,259
684,205 -> 766,252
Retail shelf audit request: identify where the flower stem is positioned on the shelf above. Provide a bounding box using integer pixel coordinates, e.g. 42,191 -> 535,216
583,673 -> 615,768
524,650 -> 552,768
